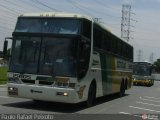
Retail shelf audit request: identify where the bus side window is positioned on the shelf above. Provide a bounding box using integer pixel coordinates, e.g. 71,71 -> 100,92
106,33 -> 111,52
78,39 -> 90,79
117,41 -> 122,56
111,37 -> 117,54
82,19 -> 91,39
93,25 -> 102,49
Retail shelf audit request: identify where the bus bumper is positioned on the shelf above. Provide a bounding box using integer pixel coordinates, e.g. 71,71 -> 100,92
133,80 -> 152,86
7,83 -> 80,103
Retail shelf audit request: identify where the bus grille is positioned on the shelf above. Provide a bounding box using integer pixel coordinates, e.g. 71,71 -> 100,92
21,79 -> 54,86
39,81 -> 54,85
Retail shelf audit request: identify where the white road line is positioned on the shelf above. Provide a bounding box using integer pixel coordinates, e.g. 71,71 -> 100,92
119,112 -> 131,115
136,101 -> 160,107
0,90 -> 7,92
144,96 -> 160,100
0,96 -> 10,98
140,97 -> 160,103
129,106 -> 160,113
0,85 -> 6,87
120,112 -> 158,120
119,112 -> 141,118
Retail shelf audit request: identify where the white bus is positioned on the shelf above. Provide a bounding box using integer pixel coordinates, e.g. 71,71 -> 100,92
6,12 -> 133,106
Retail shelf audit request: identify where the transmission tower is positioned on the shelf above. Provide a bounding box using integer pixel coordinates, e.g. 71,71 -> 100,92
137,49 -> 142,62
149,52 -> 154,63
121,4 -> 131,41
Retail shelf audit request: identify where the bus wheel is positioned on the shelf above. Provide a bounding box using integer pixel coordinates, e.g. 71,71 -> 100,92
33,99 -> 42,104
119,80 -> 125,97
125,79 -> 128,90
86,82 -> 96,107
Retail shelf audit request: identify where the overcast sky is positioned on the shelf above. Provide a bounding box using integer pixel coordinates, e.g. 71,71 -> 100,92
0,0 -> 160,62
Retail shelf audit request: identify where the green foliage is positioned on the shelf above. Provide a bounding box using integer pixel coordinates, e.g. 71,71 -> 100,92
154,59 -> 160,73
0,67 -> 7,84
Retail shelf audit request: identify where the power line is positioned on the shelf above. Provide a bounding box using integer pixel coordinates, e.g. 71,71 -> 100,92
79,0 -> 121,19
0,3 -> 20,15
0,20 -> 15,27
0,25 -> 13,30
66,0 -> 94,17
21,0 -> 47,11
0,7 -> 18,16
31,0 -> 59,11
94,0 -> 122,11
0,13 -> 17,20
0,16 -> 16,24
40,0 -> 61,11
3,0 -> 28,13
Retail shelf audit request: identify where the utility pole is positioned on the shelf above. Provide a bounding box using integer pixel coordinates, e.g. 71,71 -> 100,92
121,4 -> 131,42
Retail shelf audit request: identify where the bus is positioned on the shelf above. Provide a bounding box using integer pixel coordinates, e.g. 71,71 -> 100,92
5,12 -> 133,106
133,62 -> 154,86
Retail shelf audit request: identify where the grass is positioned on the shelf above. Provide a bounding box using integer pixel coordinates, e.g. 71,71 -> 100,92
0,67 -> 8,84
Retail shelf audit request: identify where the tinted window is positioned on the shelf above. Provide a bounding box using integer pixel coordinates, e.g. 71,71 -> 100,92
93,26 -> 100,49
82,19 -> 91,39
15,18 -> 81,34
10,37 -> 40,73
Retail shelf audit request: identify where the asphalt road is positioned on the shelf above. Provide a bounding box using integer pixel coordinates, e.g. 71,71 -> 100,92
0,81 -> 160,120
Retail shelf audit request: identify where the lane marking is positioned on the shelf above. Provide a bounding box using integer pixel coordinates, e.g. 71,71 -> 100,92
119,112 -> 131,115
120,112 -> 158,120
0,96 -> 10,98
0,90 -> 7,92
129,106 -> 160,113
119,112 -> 141,118
140,97 -> 160,103
0,85 -> 6,87
143,96 -> 160,100
136,101 -> 160,107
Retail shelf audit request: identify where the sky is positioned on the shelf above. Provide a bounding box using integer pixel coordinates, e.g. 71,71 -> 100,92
0,0 -> 160,62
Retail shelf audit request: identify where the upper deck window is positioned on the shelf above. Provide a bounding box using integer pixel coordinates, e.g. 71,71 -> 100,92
15,18 -> 81,34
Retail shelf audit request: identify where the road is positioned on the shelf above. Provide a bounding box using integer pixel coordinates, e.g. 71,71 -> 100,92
0,82 -> 160,120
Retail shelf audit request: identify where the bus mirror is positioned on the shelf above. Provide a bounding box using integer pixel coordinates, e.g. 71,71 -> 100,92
3,37 -> 13,58
3,40 -> 8,56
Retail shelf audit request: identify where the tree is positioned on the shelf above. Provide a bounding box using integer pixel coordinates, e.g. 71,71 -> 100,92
0,51 -> 3,58
154,59 -> 160,73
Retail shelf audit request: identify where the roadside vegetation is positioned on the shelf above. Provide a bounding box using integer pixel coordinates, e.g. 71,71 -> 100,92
0,67 -> 7,84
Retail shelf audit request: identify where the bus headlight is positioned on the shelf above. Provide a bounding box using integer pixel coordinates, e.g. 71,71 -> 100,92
133,78 -> 136,81
8,87 -> 18,96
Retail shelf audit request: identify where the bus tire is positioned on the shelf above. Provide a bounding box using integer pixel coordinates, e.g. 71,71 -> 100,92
33,99 -> 42,104
86,81 -> 96,107
119,80 -> 125,97
125,79 -> 128,90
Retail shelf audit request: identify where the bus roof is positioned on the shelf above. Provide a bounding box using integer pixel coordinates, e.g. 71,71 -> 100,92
19,12 -> 93,21
19,12 -> 111,34
94,21 -> 133,48
19,12 -> 132,48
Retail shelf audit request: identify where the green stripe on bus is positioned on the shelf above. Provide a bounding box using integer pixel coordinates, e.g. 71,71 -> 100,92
100,53 -> 112,95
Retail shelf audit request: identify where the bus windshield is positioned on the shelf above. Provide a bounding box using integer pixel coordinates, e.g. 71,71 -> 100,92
133,64 -> 151,76
15,18 -> 81,34
9,36 -> 78,76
